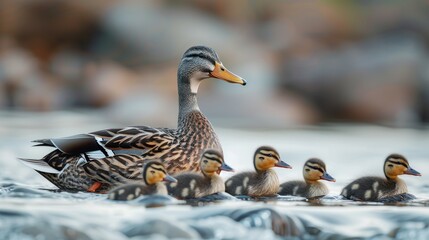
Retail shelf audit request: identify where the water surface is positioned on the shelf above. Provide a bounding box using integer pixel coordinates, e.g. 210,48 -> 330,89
1,111 -> 429,239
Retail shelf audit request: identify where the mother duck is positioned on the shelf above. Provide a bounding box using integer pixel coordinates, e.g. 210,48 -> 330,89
20,46 -> 246,192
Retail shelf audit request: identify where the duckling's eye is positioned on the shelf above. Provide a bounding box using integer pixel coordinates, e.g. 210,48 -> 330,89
220,67 -> 225,71
259,157 -> 264,160
203,160 -> 208,163
305,169 -> 310,172
150,170 -> 155,174
388,164 -> 393,168
268,154 -> 273,157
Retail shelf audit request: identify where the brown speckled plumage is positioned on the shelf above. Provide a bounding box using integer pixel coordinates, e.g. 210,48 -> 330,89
20,46 -> 245,192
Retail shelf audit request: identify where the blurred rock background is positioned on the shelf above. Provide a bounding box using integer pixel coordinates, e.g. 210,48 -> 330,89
1,0 -> 429,128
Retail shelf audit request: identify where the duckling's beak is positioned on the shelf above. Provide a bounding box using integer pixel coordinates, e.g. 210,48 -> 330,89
275,160 -> 292,169
404,167 -> 421,176
163,175 -> 178,183
210,62 -> 246,86
321,172 -> 336,182
219,162 -> 234,173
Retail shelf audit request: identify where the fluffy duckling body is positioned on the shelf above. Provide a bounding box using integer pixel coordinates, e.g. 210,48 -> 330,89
167,149 -> 234,199
278,158 -> 335,198
108,161 -> 176,201
341,154 -> 421,201
225,146 -> 291,197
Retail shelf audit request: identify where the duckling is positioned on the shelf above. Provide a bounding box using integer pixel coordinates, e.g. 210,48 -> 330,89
278,158 -> 335,198
225,146 -> 291,197
341,154 -> 421,201
167,149 -> 234,199
107,161 -> 176,201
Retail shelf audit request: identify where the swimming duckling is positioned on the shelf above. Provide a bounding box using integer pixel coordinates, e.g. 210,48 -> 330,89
107,161 -> 176,201
167,149 -> 234,199
341,154 -> 421,201
278,158 -> 335,198
225,146 -> 291,197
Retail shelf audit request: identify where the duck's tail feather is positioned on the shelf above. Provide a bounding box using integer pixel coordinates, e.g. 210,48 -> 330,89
18,158 -> 61,174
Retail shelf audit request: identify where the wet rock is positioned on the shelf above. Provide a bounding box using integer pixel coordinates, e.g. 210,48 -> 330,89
225,207 -> 302,237
122,219 -> 200,239
130,194 -> 181,208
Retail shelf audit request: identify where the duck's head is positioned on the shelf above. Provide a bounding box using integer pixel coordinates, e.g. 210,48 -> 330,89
200,149 -> 234,177
253,146 -> 292,172
178,46 -> 246,94
142,161 -> 177,185
303,158 -> 335,183
384,154 -> 421,180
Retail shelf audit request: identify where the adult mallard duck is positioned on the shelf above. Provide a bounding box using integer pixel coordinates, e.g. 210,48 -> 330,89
225,146 -> 291,197
278,158 -> 335,198
341,154 -> 421,202
20,46 -> 246,193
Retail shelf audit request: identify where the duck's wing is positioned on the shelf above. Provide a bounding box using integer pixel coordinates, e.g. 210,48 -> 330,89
32,126 -> 176,157
104,127 -> 177,155
82,154 -> 144,186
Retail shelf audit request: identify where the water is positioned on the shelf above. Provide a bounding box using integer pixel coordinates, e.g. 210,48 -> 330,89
1,111 -> 429,239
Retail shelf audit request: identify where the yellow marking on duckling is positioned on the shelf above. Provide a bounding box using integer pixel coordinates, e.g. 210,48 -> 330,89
364,190 -> 372,199
181,188 -> 189,197
243,177 -> 249,188
372,182 -> 379,192
127,194 -> 135,200
170,182 -> 177,188
235,186 -> 242,195
118,189 -> 125,195
341,189 -> 347,196
351,184 -> 359,190
135,187 -> 141,196
190,180 -> 196,190
293,186 -> 299,195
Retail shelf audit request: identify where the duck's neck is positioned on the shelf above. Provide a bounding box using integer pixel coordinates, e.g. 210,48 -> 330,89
178,79 -> 201,127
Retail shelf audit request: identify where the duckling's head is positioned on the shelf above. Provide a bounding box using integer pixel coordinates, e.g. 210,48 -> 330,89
178,46 -> 246,94
200,149 -> 234,177
384,154 -> 421,180
303,158 -> 336,183
143,161 -> 177,185
253,146 -> 292,172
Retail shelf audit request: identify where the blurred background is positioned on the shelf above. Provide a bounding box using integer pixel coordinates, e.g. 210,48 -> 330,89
1,0 -> 429,128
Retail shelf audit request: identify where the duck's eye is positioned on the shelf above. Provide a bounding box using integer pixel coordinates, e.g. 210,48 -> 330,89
259,157 -> 264,160
388,164 -> 393,168
220,67 -> 225,71
150,170 -> 155,174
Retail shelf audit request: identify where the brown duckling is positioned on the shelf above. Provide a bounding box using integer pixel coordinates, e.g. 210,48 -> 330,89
107,161 -> 176,201
167,149 -> 234,199
278,158 -> 335,198
341,154 -> 421,201
225,146 -> 291,197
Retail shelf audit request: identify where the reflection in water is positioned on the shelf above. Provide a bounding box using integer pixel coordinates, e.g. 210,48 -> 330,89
1,112 -> 429,239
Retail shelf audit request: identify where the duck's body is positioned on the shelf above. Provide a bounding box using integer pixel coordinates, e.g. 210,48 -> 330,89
167,149 -> 233,199
20,46 -> 246,193
341,154 -> 421,202
225,146 -> 291,197
107,161 -> 176,201
225,169 -> 280,197
278,158 -> 335,198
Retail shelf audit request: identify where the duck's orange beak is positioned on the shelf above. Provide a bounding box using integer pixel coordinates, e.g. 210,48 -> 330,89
210,62 -> 246,86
